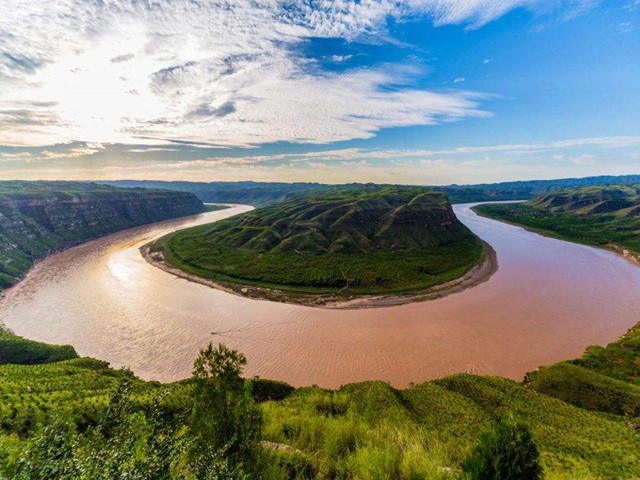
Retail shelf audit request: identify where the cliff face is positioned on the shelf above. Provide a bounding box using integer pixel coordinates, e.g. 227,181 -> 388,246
0,181 -> 204,290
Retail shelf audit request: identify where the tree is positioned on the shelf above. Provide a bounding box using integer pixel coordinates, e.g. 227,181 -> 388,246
462,419 -> 543,480
189,343 -> 262,469
14,419 -> 79,480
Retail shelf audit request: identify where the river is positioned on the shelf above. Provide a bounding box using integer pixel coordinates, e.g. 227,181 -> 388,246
2,203 -> 640,388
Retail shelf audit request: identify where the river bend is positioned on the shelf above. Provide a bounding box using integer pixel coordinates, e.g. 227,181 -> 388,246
2,203 -> 639,388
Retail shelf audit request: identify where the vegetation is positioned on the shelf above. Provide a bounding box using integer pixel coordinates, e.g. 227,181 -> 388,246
0,181 -> 205,292
0,329 -> 77,365
153,185 -> 484,296
102,174 -> 640,206
527,320 -> 640,418
474,184 -> 640,259
2,326 -> 640,478
204,204 -> 233,212
462,419 -> 542,480
435,174 -> 640,204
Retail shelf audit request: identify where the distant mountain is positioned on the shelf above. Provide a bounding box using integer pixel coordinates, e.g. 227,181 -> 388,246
434,174 -> 640,203
100,174 -> 640,206
153,184 -> 484,296
0,181 -> 204,291
528,184 -> 640,215
98,180 -> 330,207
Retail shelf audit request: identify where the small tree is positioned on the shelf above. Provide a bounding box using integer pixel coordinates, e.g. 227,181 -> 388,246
189,343 -> 262,468
15,419 -> 79,480
462,419 -> 543,480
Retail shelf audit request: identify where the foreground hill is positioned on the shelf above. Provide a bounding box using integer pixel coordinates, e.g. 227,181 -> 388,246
1,326 -> 640,478
102,173 -> 640,205
474,184 -> 640,261
0,181 -> 205,292
151,185 -> 486,301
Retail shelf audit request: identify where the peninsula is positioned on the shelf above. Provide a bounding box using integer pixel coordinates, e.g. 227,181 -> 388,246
147,185 -> 494,307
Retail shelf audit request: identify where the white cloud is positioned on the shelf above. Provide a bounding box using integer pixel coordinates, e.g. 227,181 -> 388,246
330,55 -> 354,62
134,134 -> 640,167
0,0 -> 595,148
454,77 -> 466,83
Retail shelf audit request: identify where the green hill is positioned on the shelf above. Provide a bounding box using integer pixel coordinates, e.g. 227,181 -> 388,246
473,184 -> 640,260
152,185 -> 485,297
0,328 -> 78,366
1,327 -> 640,478
0,181 -> 205,292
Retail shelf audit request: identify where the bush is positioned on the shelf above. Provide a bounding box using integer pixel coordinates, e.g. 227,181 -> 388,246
250,378 -> 295,402
462,420 -> 542,480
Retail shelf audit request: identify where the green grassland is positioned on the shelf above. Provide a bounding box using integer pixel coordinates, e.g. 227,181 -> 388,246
474,185 -> 640,256
153,185 -> 485,296
473,184 -> 640,258
2,326 -> 640,478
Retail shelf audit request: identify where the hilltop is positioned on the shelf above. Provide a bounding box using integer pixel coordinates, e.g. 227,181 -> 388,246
149,185 -> 490,305
474,184 -> 640,261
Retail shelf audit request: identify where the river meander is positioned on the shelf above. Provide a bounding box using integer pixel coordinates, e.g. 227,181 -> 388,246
2,203 -> 640,388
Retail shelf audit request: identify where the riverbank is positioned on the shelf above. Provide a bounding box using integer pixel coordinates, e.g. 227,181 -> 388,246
141,239 -> 497,309
472,204 -> 640,267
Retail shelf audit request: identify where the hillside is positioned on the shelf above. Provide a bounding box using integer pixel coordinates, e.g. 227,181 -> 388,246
0,181 -> 205,292
101,174 -> 640,205
1,328 -> 640,478
473,184 -> 640,260
151,185 -> 486,300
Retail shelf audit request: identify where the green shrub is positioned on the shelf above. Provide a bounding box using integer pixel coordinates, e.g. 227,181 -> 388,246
250,378 -> 295,402
462,420 -> 542,480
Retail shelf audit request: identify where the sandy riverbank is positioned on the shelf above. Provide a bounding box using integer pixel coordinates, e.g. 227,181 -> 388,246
140,240 -> 498,309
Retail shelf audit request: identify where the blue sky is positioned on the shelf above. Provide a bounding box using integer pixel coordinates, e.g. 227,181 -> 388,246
0,0 -> 639,184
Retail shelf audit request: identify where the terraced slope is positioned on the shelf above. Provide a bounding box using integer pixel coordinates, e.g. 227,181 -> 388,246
153,185 -> 485,296
0,181 -> 205,291
474,184 -> 640,260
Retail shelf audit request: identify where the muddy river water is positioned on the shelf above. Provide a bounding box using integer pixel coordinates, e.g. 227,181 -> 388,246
2,203 -> 640,388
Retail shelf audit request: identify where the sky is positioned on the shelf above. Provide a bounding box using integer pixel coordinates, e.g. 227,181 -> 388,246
0,0 -> 639,185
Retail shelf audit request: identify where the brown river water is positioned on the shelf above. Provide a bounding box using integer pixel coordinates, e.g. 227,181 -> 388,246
2,203 -> 640,388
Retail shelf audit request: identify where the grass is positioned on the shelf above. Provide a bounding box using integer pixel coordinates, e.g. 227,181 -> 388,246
153,185 -> 485,296
0,329 -> 78,366
473,184 -> 640,259
2,328 -> 640,478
